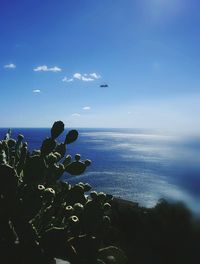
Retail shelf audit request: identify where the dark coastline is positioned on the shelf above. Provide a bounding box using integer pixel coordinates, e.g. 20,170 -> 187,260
107,197 -> 200,264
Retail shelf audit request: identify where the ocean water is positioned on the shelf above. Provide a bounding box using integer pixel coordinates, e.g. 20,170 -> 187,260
1,128 -> 200,214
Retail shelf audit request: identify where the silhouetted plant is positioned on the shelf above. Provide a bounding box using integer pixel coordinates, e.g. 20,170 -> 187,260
0,121 -> 123,264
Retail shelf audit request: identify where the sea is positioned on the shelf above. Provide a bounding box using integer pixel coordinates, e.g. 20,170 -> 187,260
1,128 -> 200,214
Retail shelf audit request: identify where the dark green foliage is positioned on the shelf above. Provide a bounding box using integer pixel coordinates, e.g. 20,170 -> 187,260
65,154 -> 92,176
109,198 -> 200,264
51,121 -> 65,140
65,129 -> 79,144
54,142 -> 66,158
16,142 -> 28,175
40,137 -> 56,156
7,138 -> 16,148
0,122 -> 116,264
4,128 -> 11,140
68,234 -> 99,263
98,246 -> 128,264
65,160 -> 89,175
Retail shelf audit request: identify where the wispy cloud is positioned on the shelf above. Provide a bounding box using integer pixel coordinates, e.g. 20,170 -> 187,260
83,106 -> 91,110
62,72 -> 101,83
73,72 -> 101,81
71,113 -> 81,117
73,73 -> 82,80
33,65 -> 62,72
4,63 -> 16,69
81,76 -> 94,81
62,76 -> 74,82
89,73 -> 100,79
33,89 -> 41,93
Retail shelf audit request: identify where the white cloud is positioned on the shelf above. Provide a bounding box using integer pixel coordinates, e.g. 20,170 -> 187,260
127,111 -> 132,115
73,72 -> 82,80
62,76 -> 74,82
89,72 -> 101,79
73,72 -> 101,81
83,106 -> 91,110
33,89 -> 41,93
71,113 -> 81,117
33,65 -> 62,72
4,63 -> 16,69
81,76 -> 94,81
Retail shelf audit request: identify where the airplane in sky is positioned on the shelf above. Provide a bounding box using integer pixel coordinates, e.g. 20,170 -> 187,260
100,83 -> 108,88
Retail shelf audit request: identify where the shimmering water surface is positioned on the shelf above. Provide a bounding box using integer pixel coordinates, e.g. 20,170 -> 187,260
1,128 -> 200,213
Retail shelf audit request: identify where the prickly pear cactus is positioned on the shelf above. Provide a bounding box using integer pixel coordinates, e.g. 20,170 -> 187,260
0,121 -> 127,264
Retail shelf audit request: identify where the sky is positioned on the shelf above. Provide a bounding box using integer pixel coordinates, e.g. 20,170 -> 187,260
1,0 -> 200,133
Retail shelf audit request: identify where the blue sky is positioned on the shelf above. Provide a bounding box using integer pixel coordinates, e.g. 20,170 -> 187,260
1,0 -> 200,133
